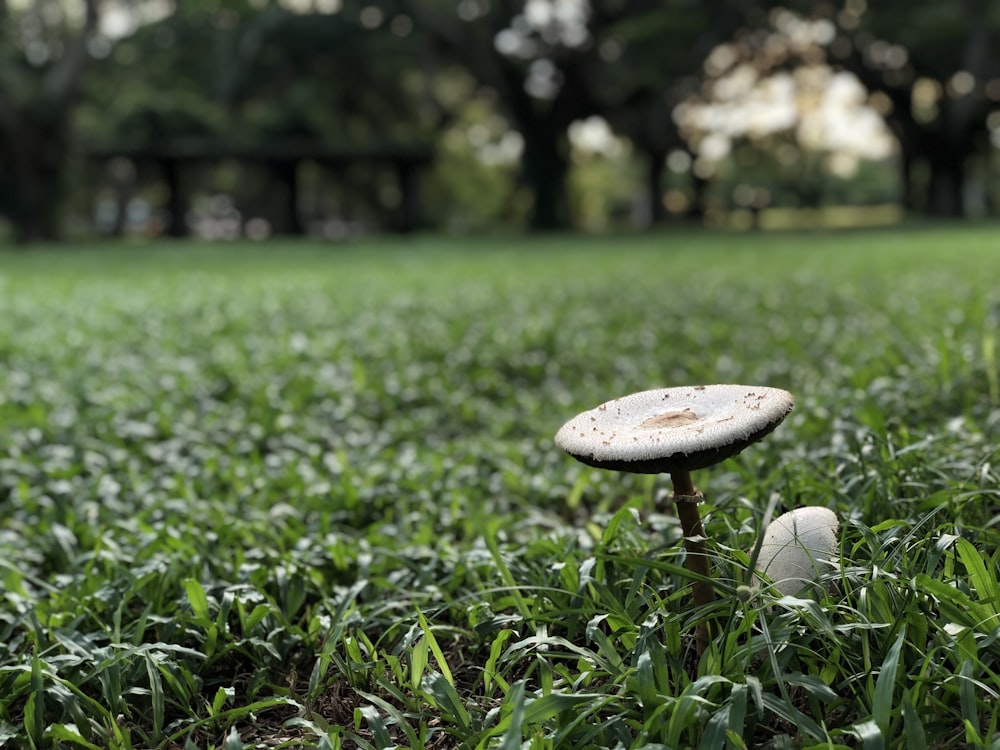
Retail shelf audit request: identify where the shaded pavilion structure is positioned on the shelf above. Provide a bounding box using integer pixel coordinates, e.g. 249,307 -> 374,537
85,138 -> 434,237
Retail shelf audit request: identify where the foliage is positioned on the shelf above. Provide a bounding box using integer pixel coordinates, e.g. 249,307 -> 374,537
0,0 -> 99,241
423,92 -> 529,233
78,0 -> 433,149
1,227 -> 1000,747
777,0 -> 1000,216
700,137 -> 901,218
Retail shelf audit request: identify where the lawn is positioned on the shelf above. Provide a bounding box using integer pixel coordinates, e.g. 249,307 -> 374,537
1,226 -> 999,749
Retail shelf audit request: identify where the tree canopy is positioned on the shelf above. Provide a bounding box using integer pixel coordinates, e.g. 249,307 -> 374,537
1,0 -> 998,242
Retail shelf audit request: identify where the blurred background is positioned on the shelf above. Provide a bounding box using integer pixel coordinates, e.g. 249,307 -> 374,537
0,0 -> 998,244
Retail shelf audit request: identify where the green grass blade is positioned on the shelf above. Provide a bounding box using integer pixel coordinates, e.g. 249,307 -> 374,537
484,520 -> 532,622
356,691 -> 421,748
420,672 -> 472,732
901,690 -> 927,748
144,653 -> 165,744
48,724 -> 105,750
410,635 -> 429,691
700,705 -> 730,750
498,680 -> 526,750
853,719 -> 884,750
873,628 -> 905,736
183,578 -> 210,622
26,652 -> 44,750
759,693 -> 824,742
956,538 -> 1000,616
522,693 -> 606,723
914,574 -> 990,630
959,659 -> 980,732
417,612 -> 454,687
483,629 -> 513,696
357,705 -> 393,749
223,726 -> 244,750
727,683 -> 747,749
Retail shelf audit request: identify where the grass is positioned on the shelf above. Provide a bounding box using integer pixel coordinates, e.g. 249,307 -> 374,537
0,225 -> 999,749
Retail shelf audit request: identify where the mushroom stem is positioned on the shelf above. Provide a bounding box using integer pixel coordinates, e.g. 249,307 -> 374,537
670,470 -> 716,654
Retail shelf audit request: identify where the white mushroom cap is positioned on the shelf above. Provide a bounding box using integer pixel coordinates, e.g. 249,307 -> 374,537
554,385 -> 794,474
755,506 -> 839,597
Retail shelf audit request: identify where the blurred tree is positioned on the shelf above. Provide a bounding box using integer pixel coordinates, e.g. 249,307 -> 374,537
79,0 -> 438,235
840,0 -> 999,216
80,3 -> 232,236
80,2 -> 248,235
423,86 -> 531,232
588,0 -> 751,224
220,0 -> 435,148
783,0 -> 1000,216
399,0 -> 758,230
0,0 -> 100,242
222,0 -> 437,232
399,0 -> 597,230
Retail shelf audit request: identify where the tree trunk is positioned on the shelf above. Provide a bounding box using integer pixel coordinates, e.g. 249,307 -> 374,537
644,148 -> 667,227
927,149 -> 966,217
898,146 -> 915,214
0,0 -> 99,243
687,169 -> 708,221
519,110 -> 570,231
3,125 -> 64,243
394,158 -> 424,233
161,158 -> 188,237
271,160 -> 303,235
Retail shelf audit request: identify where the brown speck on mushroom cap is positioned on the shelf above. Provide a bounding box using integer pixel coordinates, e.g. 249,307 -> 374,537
639,408 -> 699,429
554,384 -> 794,474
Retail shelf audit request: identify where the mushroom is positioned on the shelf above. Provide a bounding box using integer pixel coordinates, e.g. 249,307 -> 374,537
754,506 -> 839,597
554,384 -> 794,653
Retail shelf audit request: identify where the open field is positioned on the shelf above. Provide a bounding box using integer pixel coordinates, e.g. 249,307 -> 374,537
1,226 -> 999,749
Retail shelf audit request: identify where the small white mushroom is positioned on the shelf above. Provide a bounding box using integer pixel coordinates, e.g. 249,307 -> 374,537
755,506 -> 839,597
